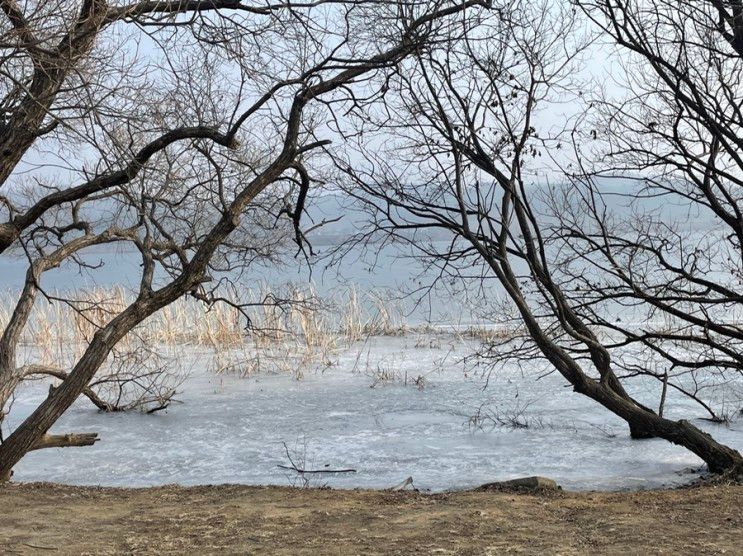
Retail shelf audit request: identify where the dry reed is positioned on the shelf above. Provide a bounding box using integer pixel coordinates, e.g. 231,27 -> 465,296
0,284 -> 518,380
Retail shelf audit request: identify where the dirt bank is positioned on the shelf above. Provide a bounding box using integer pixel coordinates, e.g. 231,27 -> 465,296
0,482 -> 740,555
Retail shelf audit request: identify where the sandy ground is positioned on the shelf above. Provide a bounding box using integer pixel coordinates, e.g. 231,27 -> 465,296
0,482 -> 741,555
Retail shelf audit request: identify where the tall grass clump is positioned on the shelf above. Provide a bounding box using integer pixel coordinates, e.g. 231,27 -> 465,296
0,282 -> 512,380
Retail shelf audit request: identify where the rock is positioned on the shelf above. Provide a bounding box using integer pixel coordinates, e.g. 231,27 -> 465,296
477,476 -> 560,492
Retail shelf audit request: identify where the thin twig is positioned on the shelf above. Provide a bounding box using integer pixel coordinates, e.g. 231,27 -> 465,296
277,464 -> 356,474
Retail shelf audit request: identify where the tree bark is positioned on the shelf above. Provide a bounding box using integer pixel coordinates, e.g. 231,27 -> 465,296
0,0 -> 495,481
487,247 -> 743,474
0,138 -> 293,480
583,379 -> 743,474
29,432 -> 99,451
0,328 -> 120,480
0,1 -> 108,187
0,433 -> 98,481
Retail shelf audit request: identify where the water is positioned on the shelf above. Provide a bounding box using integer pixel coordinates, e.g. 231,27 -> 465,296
8,337 -> 741,491
2,197 -> 741,491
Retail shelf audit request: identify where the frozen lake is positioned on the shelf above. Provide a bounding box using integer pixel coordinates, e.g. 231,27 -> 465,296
8,336 -> 742,491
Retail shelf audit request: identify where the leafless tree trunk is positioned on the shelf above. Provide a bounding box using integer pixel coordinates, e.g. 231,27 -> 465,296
552,0 -> 743,424
0,0 -> 488,480
332,0 -> 743,474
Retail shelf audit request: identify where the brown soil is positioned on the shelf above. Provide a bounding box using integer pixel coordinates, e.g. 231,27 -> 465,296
0,482 -> 741,555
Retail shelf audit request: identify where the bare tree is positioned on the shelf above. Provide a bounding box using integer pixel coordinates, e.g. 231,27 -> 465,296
0,0 -> 489,480
332,0 -> 743,474
536,0 -> 743,423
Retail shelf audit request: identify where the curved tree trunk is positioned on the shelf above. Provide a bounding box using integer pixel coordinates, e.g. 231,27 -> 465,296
486,247 -> 743,475
0,311 -> 143,480
0,0 -> 489,483
579,378 -> 743,474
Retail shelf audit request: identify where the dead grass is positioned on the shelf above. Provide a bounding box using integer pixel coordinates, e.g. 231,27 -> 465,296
1,285 -> 520,379
0,482 -> 740,555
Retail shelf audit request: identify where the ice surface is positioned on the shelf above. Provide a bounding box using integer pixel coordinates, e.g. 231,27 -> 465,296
8,336 -> 742,492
